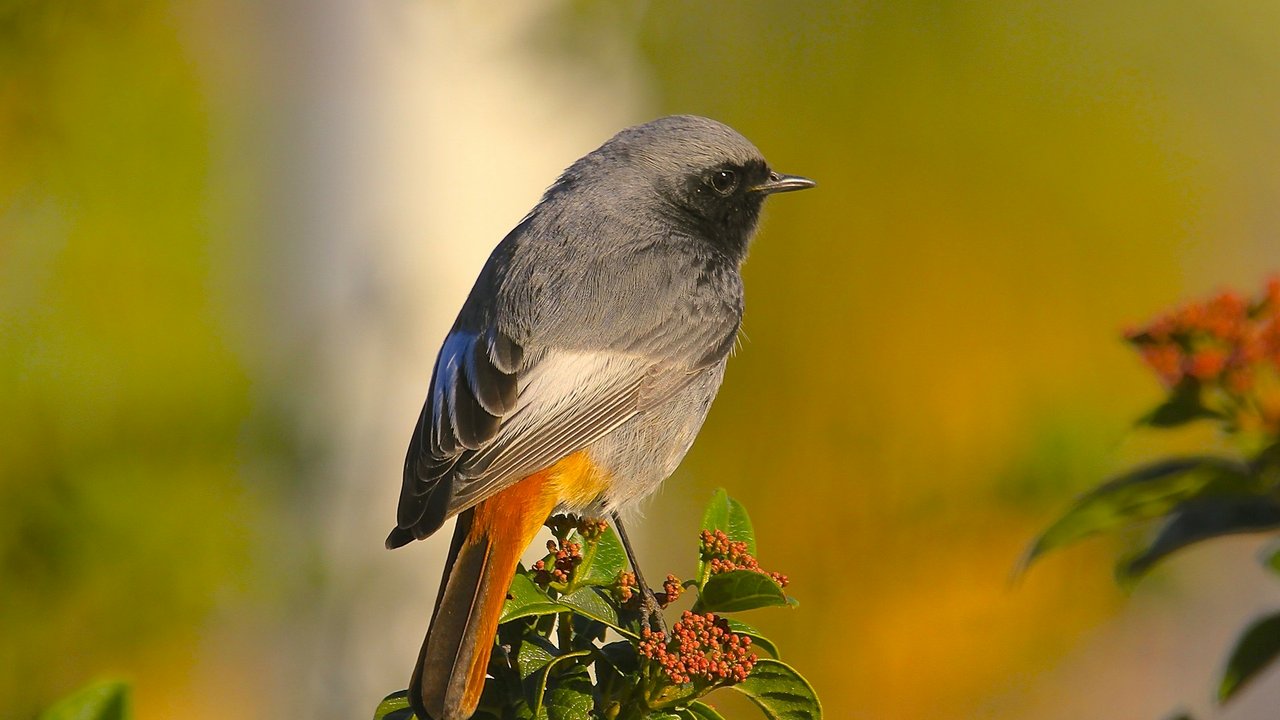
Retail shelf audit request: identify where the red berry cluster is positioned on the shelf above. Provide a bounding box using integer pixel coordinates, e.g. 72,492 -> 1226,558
1126,277 -> 1280,434
661,574 -> 682,606
615,572 -> 683,609
699,529 -> 789,588
638,611 -> 756,686
617,571 -> 637,603
533,538 -> 582,586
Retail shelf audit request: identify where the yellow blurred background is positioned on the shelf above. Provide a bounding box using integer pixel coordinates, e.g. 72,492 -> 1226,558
4,1 -> 1280,718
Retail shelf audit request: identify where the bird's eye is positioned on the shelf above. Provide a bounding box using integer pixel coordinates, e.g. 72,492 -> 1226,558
709,169 -> 738,195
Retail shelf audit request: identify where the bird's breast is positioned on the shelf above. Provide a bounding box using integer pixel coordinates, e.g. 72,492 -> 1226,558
542,450 -> 614,510
580,362 -> 728,514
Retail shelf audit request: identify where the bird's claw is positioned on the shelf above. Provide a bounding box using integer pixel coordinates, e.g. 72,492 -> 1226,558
640,587 -> 668,635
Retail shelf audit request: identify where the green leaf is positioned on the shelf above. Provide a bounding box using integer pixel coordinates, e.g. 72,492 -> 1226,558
1020,456 -> 1255,570
569,614 -> 609,648
726,496 -> 758,555
681,701 -> 729,720
516,636 -> 561,681
699,489 -> 730,584
695,570 -> 789,613
1141,379 -> 1219,428
701,488 -> 732,535
1218,611 -> 1280,703
698,489 -> 759,585
558,586 -> 636,637
477,677 -> 528,720
571,525 -> 627,588
1121,495 -> 1280,579
39,681 -> 130,720
542,665 -> 594,720
700,488 -> 758,553
731,659 -> 822,720
501,573 -> 563,623
597,640 -> 640,675
526,650 -> 592,715
372,690 -> 416,720
725,618 -> 781,658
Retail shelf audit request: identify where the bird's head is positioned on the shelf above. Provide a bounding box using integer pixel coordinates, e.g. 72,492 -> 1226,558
550,115 -> 814,262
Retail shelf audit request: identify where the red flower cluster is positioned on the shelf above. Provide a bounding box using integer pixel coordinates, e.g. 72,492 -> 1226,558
533,537 -> 582,586
699,529 -> 789,588
638,611 -> 756,686
1126,277 -> 1280,434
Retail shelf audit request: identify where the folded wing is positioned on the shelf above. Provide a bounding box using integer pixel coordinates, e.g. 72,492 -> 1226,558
387,326 -> 705,548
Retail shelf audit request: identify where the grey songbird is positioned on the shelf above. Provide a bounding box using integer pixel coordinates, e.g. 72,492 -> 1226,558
386,115 -> 814,720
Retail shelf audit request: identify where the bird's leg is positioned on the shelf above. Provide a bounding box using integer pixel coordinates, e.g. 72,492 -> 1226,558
611,512 -> 669,635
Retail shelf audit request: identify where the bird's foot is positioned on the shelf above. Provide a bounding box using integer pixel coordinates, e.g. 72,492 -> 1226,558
639,585 -> 669,636
611,511 -> 669,636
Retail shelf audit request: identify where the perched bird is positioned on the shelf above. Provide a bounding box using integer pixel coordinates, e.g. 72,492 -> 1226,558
387,115 -> 814,720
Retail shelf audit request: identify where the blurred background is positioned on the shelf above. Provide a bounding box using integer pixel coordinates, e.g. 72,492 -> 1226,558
4,1 -> 1280,718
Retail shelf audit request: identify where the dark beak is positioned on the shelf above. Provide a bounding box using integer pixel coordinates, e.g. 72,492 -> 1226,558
753,171 -> 817,195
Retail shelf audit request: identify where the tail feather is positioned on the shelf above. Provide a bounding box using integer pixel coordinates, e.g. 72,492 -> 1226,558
410,472 -> 557,720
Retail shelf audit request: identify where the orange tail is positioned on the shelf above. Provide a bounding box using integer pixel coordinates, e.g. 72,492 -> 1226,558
410,471 -> 559,720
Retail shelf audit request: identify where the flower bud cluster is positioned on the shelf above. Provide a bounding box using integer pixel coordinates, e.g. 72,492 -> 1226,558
545,514 -> 605,541
699,529 -> 788,588
638,611 -> 756,686
661,574 -> 683,606
1126,277 -> 1280,434
617,570 -> 637,603
532,537 -> 582,586
615,572 -> 683,609
576,517 -> 609,540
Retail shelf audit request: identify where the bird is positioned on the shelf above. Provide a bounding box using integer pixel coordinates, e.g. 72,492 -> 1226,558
386,114 -> 814,720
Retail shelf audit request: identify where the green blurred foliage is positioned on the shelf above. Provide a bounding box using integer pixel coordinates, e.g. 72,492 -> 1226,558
1,1 -> 284,715
1025,279 -> 1280,710
38,680 -> 130,720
